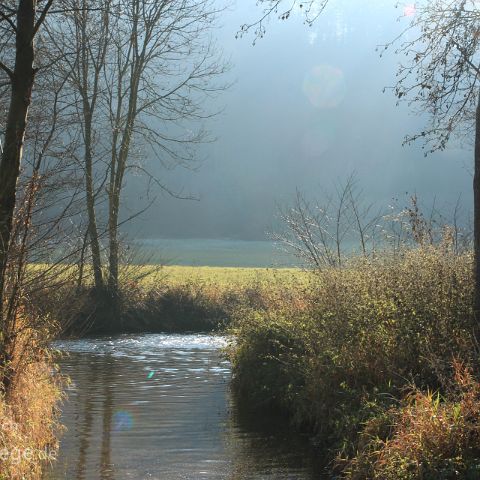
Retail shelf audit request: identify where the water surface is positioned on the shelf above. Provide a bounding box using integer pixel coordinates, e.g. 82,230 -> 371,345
46,334 -> 323,479
130,238 -> 297,267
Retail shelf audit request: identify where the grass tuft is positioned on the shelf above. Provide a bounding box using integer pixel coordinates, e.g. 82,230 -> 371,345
0,317 -> 63,479
228,246 -> 477,474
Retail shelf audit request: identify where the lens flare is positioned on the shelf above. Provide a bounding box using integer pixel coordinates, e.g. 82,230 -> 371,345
404,4 -> 416,17
302,65 -> 346,109
113,410 -> 134,432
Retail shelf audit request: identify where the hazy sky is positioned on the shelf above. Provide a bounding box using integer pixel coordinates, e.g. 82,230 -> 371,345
125,0 -> 472,240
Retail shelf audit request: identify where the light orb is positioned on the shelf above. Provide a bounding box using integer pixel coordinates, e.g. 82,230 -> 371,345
302,65 -> 346,109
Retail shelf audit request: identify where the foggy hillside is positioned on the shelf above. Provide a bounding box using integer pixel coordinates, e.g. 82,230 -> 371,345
123,0 -> 472,241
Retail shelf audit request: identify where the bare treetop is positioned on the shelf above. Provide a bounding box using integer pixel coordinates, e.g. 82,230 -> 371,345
389,0 -> 480,153
238,0 -> 328,42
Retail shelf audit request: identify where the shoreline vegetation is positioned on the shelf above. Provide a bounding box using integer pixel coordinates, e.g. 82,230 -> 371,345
228,247 -> 479,479
1,1 -> 479,479
5,194 -> 480,478
0,321 -> 63,479
19,246 -> 480,478
36,265 -> 306,336
2,195 -> 478,479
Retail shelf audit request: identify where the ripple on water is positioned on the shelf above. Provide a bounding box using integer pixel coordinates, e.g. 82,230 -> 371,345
52,333 -> 231,357
46,333 -> 325,480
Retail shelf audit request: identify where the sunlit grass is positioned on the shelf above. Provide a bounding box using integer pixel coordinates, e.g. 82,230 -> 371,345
0,317 -> 63,479
142,265 -> 307,289
228,246 -> 477,476
29,263 -> 309,290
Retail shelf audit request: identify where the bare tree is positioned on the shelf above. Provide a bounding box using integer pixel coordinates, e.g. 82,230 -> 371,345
276,179 -> 470,270
103,0 -> 226,300
47,0 -> 228,327
44,0 -> 113,294
70,0 -> 111,293
274,175 -> 383,268
238,0 -> 328,42
0,0 -> 58,386
386,0 -> 480,319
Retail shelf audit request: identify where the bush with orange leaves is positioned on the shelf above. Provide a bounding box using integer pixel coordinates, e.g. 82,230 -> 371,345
229,245 -> 480,476
346,360 -> 480,479
0,317 -> 63,480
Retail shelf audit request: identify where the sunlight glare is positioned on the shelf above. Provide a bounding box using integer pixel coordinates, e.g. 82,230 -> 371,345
404,4 -> 416,17
302,65 -> 346,109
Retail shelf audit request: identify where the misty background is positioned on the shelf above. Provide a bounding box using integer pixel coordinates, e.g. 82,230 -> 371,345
122,0 -> 472,264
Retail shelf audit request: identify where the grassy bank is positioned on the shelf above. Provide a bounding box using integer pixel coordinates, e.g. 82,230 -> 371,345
227,247 -> 480,478
39,265 -> 306,335
23,248 -> 480,478
2,266 -> 289,477
0,321 -> 63,479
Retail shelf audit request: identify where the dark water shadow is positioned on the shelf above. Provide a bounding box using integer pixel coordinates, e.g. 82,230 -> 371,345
226,394 -> 329,479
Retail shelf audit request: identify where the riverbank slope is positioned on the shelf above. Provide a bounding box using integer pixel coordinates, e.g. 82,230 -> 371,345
228,247 -> 480,478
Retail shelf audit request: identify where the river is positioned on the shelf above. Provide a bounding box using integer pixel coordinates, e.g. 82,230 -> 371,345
45,334 -> 324,479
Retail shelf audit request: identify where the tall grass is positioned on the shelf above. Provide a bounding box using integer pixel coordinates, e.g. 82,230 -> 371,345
0,316 -> 63,479
228,245 -> 477,476
345,361 -> 480,479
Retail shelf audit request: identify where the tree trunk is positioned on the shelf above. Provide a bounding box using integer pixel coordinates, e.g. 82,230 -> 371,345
107,93 -> 136,325
77,227 -> 89,291
0,0 -> 36,386
473,88 -> 480,326
107,189 -> 120,328
107,194 -> 119,296
84,110 -> 104,292
77,0 -> 105,293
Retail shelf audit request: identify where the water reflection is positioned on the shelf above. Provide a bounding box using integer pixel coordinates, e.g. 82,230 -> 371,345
100,359 -> 114,480
227,400 -> 325,479
46,334 -> 324,479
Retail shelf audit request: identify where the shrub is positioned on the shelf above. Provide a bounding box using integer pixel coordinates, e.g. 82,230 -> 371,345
126,281 -> 229,332
229,247 -> 475,458
346,361 -> 480,480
